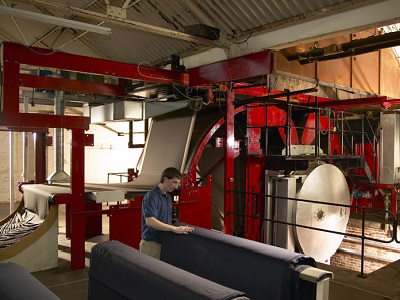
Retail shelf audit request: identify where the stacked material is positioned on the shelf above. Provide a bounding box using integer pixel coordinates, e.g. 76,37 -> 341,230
0,209 -> 41,249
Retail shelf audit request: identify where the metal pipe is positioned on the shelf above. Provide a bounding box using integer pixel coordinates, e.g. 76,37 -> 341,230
300,38 -> 400,64
22,97 -> 30,181
47,76 -> 70,183
287,31 -> 400,64
54,90 -> 65,173
9,132 -> 15,213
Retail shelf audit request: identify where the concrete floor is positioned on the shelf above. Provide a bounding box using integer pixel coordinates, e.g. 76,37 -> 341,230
1,201 -> 400,300
34,204 -> 110,300
0,202 -> 108,299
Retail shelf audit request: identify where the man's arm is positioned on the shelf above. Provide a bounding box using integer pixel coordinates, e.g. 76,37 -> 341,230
146,217 -> 194,234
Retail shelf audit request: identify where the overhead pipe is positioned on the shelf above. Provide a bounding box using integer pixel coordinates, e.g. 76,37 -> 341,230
287,30 -> 400,64
47,76 -> 70,183
299,38 -> 400,64
22,96 -> 33,181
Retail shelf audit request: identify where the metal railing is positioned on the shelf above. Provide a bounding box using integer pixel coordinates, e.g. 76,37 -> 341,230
226,189 -> 398,278
262,103 -> 378,161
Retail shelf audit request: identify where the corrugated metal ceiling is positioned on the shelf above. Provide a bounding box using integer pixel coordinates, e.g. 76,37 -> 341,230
1,0 -> 395,67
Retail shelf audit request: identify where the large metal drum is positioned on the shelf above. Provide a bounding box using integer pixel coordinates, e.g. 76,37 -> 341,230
294,164 -> 350,262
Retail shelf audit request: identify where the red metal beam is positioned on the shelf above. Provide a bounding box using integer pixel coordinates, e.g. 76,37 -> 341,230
2,126 -> 48,133
18,114 -> 89,130
189,51 -> 273,86
298,95 -> 400,110
2,58 -> 90,130
20,74 -> 126,97
1,42 -> 191,130
3,42 -> 188,85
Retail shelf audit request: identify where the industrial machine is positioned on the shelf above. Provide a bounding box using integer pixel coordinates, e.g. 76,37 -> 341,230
1,41 -> 399,275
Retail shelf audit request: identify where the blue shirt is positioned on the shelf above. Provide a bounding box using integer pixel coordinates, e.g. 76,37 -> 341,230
141,186 -> 172,243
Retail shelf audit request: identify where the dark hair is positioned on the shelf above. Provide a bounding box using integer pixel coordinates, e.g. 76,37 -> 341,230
160,167 -> 182,183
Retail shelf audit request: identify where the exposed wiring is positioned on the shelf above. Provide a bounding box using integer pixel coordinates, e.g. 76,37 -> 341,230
230,33 -> 252,45
172,84 -> 203,111
23,44 -> 58,56
227,33 -> 253,50
187,97 -> 203,111
137,61 -> 171,81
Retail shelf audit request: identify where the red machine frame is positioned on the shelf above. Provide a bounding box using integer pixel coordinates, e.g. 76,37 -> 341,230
1,42 -> 192,269
189,55 -> 399,240
1,42 -> 272,269
2,41 -> 398,270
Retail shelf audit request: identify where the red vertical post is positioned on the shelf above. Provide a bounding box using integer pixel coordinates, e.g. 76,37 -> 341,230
70,129 -> 85,270
224,91 -> 235,234
245,104 -> 266,241
35,132 -> 47,183
2,61 -> 20,126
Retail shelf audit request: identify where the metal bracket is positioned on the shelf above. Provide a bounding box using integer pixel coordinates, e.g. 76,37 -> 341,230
107,5 -> 127,19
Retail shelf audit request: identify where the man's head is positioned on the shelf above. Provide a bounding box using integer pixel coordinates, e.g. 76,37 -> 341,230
159,167 -> 182,193
160,167 -> 182,183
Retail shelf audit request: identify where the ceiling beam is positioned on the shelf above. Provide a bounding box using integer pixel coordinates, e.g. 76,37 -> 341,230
183,0 -> 400,68
9,0 -> 227,48
1,0 -> 29,45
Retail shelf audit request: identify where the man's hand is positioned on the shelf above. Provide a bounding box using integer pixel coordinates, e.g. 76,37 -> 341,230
145,217 -> 194,234
172,225 -> 194,235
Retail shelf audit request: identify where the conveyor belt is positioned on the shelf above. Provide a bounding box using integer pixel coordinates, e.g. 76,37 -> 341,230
22,109 -> 196,217
134,109 -> 196,186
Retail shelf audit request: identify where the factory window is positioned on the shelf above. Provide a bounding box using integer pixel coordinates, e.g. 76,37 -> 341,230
381,23 -> 400,63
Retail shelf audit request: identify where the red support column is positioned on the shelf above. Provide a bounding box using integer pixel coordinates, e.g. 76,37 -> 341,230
34,132 -> 47,183
70,129 -> 85,270
245,105 -> 266,241
2,61 -> 20,127
224,92 -> 235,234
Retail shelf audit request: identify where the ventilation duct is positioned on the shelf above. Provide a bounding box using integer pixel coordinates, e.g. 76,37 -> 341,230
47,86 -> 70,183
90,100 -> 189,124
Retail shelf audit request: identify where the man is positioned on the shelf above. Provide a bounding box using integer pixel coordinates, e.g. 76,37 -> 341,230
140,167 -> 194,259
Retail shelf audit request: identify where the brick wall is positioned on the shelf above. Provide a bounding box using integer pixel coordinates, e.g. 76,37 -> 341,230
84,122 -> 143,183
330,218 -> 400,274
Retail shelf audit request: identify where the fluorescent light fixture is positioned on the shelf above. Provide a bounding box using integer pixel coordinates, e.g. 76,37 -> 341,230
0,6 -> 111,35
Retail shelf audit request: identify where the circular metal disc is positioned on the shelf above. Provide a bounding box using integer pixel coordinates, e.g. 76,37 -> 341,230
294,164 -> 350,262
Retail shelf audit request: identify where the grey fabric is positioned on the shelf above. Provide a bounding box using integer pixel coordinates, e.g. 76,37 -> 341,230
161,223 -> 316,300
89,240 -> 249,300
0,262 -> 59,300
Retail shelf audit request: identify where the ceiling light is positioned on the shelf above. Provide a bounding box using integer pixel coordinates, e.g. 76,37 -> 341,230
0,6 -> 111,35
